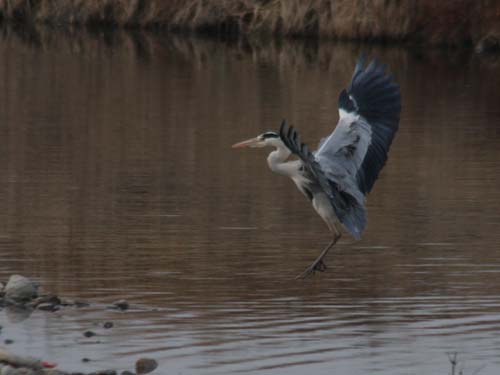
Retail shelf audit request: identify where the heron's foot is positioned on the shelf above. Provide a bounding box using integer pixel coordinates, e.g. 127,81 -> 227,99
295,259 -> 328,279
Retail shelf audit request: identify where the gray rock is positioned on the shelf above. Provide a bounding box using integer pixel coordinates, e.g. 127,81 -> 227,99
0,350 -> 43,370
36,303 -> 60,312
57,298 -> 72,306
60,299 -> 89,308
4,339 -> 14,345
4,275 -> 38,302
109,300 -> 129,311
83,331 -> 96,338
74,300 -> 89,308
135,358 -> 158,374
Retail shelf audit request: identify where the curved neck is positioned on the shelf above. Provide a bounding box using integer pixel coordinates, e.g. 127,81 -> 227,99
267,141 -> 292,176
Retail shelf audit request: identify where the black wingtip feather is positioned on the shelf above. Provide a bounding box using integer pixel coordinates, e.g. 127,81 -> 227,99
346,55 -> 401,194
351,52 -> 366,83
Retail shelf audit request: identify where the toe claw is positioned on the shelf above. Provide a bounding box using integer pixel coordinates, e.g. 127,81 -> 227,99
295,260 -> 328,279
316,261 -> 327,272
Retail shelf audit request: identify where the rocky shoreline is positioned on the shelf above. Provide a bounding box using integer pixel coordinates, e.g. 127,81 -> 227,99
0,275 -> 157,375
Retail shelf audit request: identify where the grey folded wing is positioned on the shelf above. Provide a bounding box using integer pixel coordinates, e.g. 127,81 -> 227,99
279,120 -> 366,239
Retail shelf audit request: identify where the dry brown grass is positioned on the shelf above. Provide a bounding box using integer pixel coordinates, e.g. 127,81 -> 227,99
0,0 -> 499,48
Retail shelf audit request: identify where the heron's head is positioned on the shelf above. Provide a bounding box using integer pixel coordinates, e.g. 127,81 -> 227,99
232,132 -> 281,149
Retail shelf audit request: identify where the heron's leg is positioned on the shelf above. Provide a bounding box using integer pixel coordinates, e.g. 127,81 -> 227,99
296,229 -> 341,279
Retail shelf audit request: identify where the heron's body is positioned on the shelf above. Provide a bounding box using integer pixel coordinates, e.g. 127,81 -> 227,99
266,145 -> 340,234
232,55 -> 401,278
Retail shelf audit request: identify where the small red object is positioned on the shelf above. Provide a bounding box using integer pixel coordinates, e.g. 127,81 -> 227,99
42,361 -> 57,368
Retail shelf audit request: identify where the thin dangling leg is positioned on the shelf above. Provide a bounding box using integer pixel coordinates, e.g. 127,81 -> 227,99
296,230 -> 342,279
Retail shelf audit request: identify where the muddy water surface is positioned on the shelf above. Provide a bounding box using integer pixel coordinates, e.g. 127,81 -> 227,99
0,29 -> 500,374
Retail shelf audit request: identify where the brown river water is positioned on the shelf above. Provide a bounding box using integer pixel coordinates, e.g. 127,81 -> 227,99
0,28 -> 500,374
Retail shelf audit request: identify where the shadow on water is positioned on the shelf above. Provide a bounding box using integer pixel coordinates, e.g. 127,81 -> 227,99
0,24 -> 500,374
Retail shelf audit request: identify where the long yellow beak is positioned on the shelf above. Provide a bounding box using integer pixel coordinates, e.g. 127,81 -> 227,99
231,137 -> 260,149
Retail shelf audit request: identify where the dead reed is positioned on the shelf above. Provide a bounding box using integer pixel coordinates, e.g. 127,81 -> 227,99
0,0 -> 499,49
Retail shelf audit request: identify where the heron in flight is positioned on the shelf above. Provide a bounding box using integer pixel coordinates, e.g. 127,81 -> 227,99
232,55 -> 401,278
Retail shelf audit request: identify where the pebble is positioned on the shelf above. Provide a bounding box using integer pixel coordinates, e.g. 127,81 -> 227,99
83,331 -> 96,338
109,300 -> 129,311
135,358 -> 158,375
0,277 -> 157,375
74,300 -> 90,308
36,303 -> 60,312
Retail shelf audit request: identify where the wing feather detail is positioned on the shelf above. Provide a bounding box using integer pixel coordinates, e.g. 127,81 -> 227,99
316,56 -> 401,196
279,120 -> 366,239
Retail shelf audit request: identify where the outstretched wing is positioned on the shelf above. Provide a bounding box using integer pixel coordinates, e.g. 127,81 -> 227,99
279,120 -> 366,239
315,55 -> 401,196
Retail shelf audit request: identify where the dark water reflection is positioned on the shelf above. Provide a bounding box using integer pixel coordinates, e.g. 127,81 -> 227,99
0,27 -> 500,374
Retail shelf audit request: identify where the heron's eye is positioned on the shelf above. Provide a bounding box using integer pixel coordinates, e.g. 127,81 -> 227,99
261,132 -> 279,139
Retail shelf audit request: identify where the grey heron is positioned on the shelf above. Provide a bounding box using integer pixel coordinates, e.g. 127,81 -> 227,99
232,55 -> 401,278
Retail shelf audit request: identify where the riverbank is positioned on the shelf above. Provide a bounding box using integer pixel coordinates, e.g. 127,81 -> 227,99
0,0 -> 499,51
